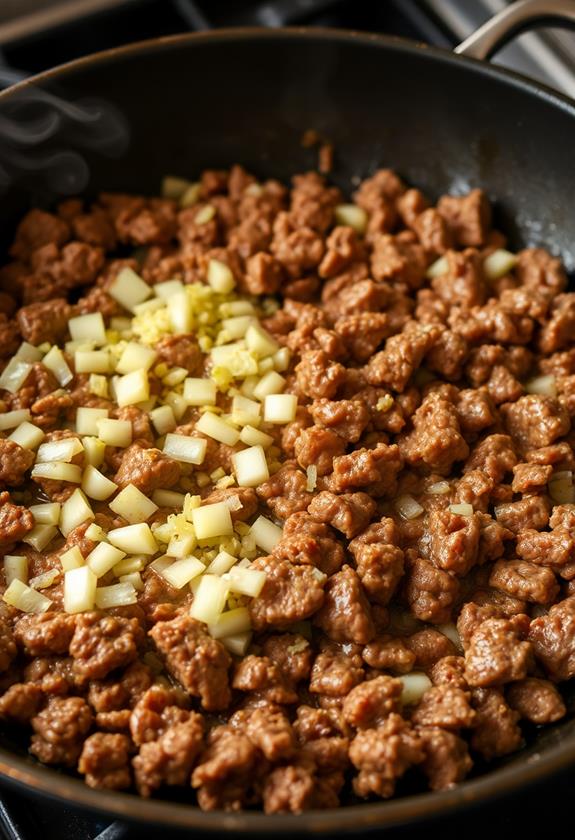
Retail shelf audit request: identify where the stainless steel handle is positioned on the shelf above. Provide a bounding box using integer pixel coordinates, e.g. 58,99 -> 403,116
455,0 -> 575,60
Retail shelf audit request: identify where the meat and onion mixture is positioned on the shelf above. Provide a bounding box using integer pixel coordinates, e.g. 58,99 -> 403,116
0,163 -> 573,812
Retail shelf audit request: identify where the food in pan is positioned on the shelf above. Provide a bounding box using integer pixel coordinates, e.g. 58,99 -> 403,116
0,163 -> 572,812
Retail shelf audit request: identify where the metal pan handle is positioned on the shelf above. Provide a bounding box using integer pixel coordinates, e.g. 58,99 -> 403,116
455,0 -> 575,60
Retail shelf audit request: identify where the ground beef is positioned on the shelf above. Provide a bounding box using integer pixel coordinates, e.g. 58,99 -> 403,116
314,565 -> 375,645
464,616 -> 533,687
2,163 -> 575,811
349,714 -> 424,799
114,445 -> 181,495
150,616 -> 231,711
30,696 -> 93,767
528,596 -> 575,680
14,613 -> 76,657
70,613 -> 144,682
78,733 -> 132,790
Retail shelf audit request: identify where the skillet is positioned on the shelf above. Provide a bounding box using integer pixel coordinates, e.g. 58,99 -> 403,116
1,0 -> 575,832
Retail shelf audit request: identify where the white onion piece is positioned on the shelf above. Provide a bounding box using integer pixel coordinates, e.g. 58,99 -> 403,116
253,371 -> 285,400
483,248 -> 517,280
161,555 -> 204,589
334,203 -> 367,234
245,324 -> 279,358
232,445 -> 269,487
116,342 -> 157,374
108,267 -> 151,312
8,421 -> 45,450
0,358 -> 32,393
250,515 -> 282,553
154,278 -> 185,299
220,632 -> 252,656
263,394 -> 297,424
189,574 -> 229,623
97,418 -> 132,448
32,462 -> 82,483
400,672 -> 432,705
195,412 -> 240,446
109,483 -> 158,524
192,502 -> 233,540
4,555 -> 28,586
29,569 -> 60,590
59,489 -> 95,537
3,579 -> 52,614
183,378 -> 216,407
0,409 -> 31,431
42,346 -> 73,386
74,350 -> 110,374
95,582 -> 138,609
449,503 -> 474,516
21,523 -> 56,551
394,494 -> 424,520
68,312 -> 107,345
86,542 -> 126,578
525,374 -> 557,397
426,255 -> 448,279
207,259 -> 235,294
115,369 -> 149,407
29,503 -> 61,526
36,437 -> 83,463
64,566 -> 97,613
239,425 -> 274,448
107,523 -> 158,555
81,465 -> 118,501
76,407 -> 109,436
206,550 -> 237,576
60,546 -> 85,572
150,405 -> 177,435
225,566 -> 266,598
163,433 -> 207,465
208,607 -> 251,639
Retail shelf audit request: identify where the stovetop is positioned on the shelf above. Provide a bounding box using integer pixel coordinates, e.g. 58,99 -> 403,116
0,0 -> 574,837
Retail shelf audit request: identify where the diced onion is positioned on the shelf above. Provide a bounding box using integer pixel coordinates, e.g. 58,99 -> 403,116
107,523 -> 158,555
245,324 -> 279,358
400,672 -> 432,705
60,546 -> 85,572
86,542 -> 126,578
250,515 -> 282,553
3,579 -> 52,614
232,445 -> 269,488
68,312 -> 107,345
192,502 -> 233,540
15,342 -> 43,362
395,494 -> 424,520
549,472 -> 575,504
4,555 -> 28,586
108,267 -> 152,312
161,175 -> 190,200
195,412 -> 240,446
95,581 -> 138,609
97,418 -> 132,448
151,489 -> 186,508
29,502 -> 61,526
74,350 -> 110,374
449,503 -> 474,516
437,623 -> 463,651
29,569 -> 60,590
32,462 -> 82,483
483,248 -> 517,281
525,374 -> 556,397
220,315 -> 257,340
428,481 -> 450,495
183,378 -> 217,407
208,606 -> 251,639
180,182 -> 201,207
0,358 -> 32,393
8,421 -> 45,449
81,465 -> 118,501
273,347 -> 291,373
161,555 -> 205,589
195,204 -> 215,224
220,632 -> 252,656
206,550 -> 237,576
115,369 -> 150,407
109,483 -> 158,524
239,425 -> 274,448
225,566 -> 266,598
116,342 -> 157,374
85,523 -> 107,542
119,572 -> 144,591
163,433 -> 207,465
150,405 -> 177,435
231,395 -> 261,427
42,346 -> 73,386
113,555 -> 146,576
22,524 -> 57,551
210,344 -> 258,378
306,465 -> 317,492
0,409 -> 31,431
36,437 -> 83,463
253,371 -> 285,400
426,255 -> 448,279
76,407 -> 109,436
59,489 -> 95,537
154,279 -> 185,299
207,259 -> 235,294
263,393 -> 297,424
83,436 -> 106,468
166,532 -> 197,559
189,574 -> 229,623
334,204 -> 367,234
64,566 -> 97,613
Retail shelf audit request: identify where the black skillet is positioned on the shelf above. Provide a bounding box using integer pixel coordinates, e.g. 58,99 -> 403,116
1,0 -> 575,833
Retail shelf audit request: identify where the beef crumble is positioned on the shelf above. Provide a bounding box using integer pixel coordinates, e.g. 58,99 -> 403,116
0,163 -> 573,813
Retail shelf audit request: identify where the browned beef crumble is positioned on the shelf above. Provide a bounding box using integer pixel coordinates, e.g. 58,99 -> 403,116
0,164 -> 574,812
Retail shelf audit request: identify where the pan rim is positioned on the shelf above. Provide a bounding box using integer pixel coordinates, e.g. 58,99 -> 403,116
0,24 -> 574,832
